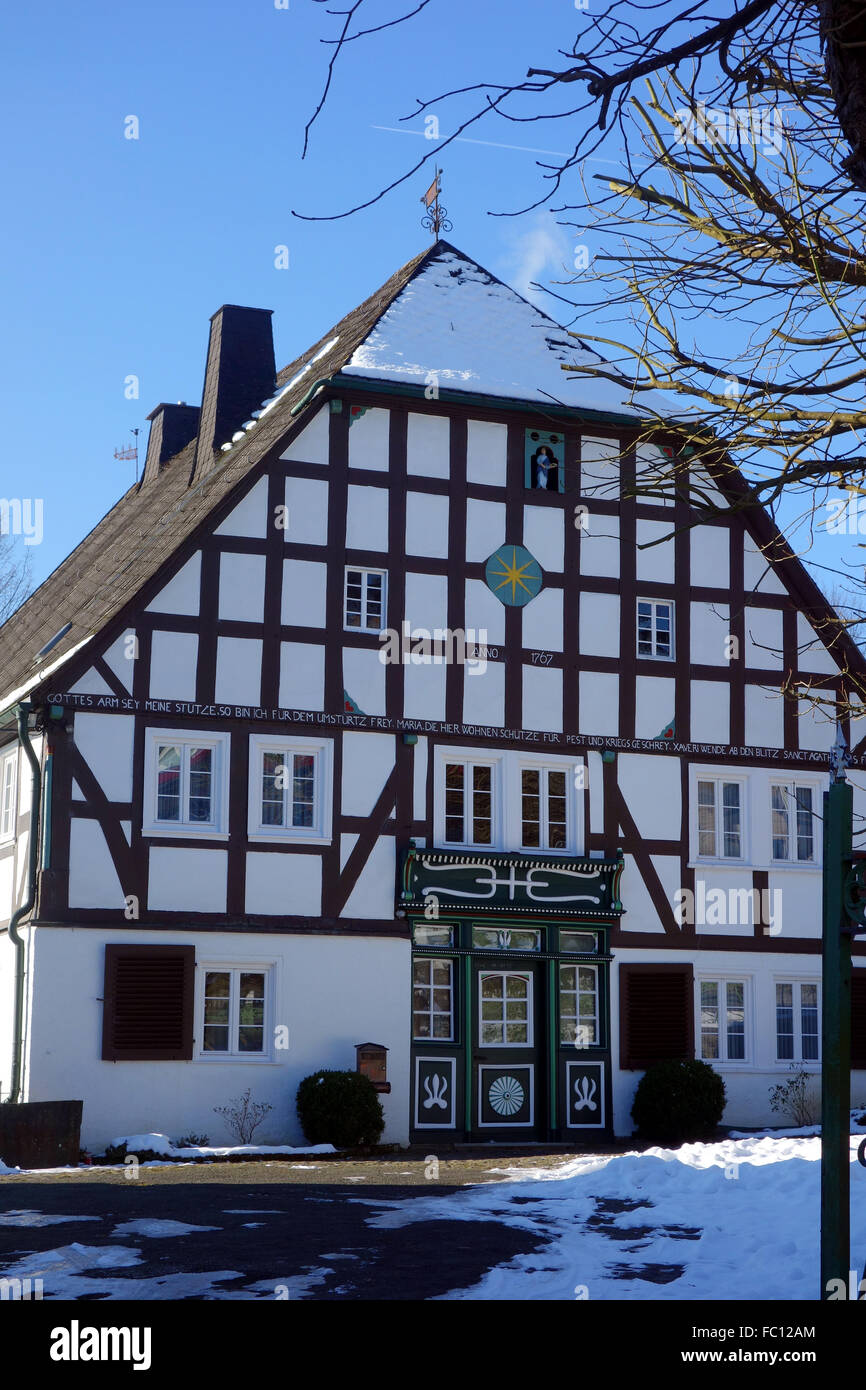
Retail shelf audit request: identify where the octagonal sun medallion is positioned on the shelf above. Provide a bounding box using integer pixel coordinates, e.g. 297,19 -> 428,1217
484,544 -> 543,608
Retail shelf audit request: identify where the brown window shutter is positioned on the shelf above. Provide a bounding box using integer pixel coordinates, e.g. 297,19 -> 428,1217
102,945 -> 195,1061
620,963 -> 694,1070
852,973 -> 866,1069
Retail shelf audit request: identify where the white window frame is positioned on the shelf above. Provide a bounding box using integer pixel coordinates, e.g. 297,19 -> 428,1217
343,566 -> 387,633
0,747 -> 17,842
412,956 -> 455,1042
690,769 -> 749,864
478,970 -> 534,1048
637,596 -> 675,660
517,760 -> 577,854
195,959 -> 278,1063
436,749 -> 502,849
697,975 -> 750,1065
143,728 -> 230,839
248,734 -> 333,844
770,780 -> 820,867
559,962 -> 599,1047
774,977 -> 821,1065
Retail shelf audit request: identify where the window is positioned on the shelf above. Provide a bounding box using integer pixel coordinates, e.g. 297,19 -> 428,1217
696,778 -> 744,859
699,978 -> 747,1062
0,748 -> 16,841
479,971 -> 533,1046
620,963 -> 694,1070
521,767 -> 568,850
412,958 -> 454,1040
560,964 -> 599,1046
102,944 -> 195,1061
444,759 -> 496,846
248,735 -> 332,842
771,784 -> 815,863
776,981 -> 819,1062
143,730 -> 230,837
637,598 -> 674,659
199,967 -> 272,1058
344,568 -> 386,631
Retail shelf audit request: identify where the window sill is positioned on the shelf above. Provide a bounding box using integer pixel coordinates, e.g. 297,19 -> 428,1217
143,827 -> 229,842
688,860 -> 821,874
193,1055 -> 280,1065
247,831 -> 331,846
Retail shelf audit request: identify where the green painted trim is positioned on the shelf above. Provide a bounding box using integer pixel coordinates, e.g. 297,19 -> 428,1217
330,373 -> 645,428
548,958 -> 558,1133
464,954 -> 473,1134
42,747 -> 53,870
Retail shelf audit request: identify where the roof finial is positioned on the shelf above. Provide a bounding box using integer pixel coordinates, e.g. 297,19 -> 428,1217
420,166 -> 452,241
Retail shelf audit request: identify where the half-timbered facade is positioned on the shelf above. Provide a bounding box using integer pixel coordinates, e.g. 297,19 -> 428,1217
3,240 -> 866,1150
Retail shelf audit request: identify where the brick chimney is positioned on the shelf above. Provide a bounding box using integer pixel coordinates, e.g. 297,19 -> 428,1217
190,305 -> 275,485
142,402 -> 201,485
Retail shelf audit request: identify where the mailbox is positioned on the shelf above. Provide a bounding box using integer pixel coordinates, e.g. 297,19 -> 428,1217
355,1042 -> 390,1093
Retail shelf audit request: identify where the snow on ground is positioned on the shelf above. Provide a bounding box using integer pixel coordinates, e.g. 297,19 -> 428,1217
111,1133 -> 335,1159
0,1241 -> 253,1300
110,1220 -> 220,1239
0,1210 -> 99,1227
355,1134 -> 866,1301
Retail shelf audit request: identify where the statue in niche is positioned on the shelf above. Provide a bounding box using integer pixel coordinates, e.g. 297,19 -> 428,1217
530,444 -> 559,490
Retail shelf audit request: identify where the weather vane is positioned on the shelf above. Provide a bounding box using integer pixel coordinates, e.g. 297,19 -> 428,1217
420,167 -> 452,240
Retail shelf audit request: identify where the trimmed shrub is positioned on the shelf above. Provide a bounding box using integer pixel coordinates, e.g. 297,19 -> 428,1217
296,1069 -> 385,1148
631,1058 -> 726,1145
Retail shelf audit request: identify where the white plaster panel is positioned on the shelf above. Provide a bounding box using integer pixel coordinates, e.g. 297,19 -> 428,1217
617,754 -> 681,838
279,642 -> 325,710
579,671 -> 619,736
745,606 -> 784,668
579,515 -> 620,578
245,851 -> 322,917
73,713 -> 134,803
281,559 -> 327,627
579,592 -> 620,659
146,552 -> 201,616
341,835 -> 397,918
69,668 -> 114,697
466,498 -> 505,564
636,519 -> 676,584
280,405 -> 329,464
692,869 -> 756,937
463,659 -> 505,728
522,665 -> 562,733
467,419 -> 507,487
218,552 -> 266,623
407,412 -> 450,478
68,820 -> 124,909
412,737 -> 429,822
617,855 -> 666,933
690,681 -> 730,745
634,443 -> 675,506
522,587 -> 563,652
403,661 -> 447,722
0,856 -> 12,923
465,579 -> 505,647
768,870 -> 820,940
404,572 -> 448,634
406,491 -> 449,558
343,647 -> 386,716
215,637 -> 263,707
346,484 -> 389,553
797,700 -> 837,752
101,630 -> 135,692
348,407 -> 390,472
743,534 -> 786,595
284,477 -> 329,546
587,751 -> 604,836
690,601 -> 730,666
745,684 -> 785,746
148,847 -> 228,912
523,506 -> 564,572
341,732 -> 395,818
215,475 -> 269,539
634,677 -> 676,740
340,832 -> 357,871
689,526 -> 729,589
150,631 -> 198,702
580,436 -> 620,499
797,613 -> 839,674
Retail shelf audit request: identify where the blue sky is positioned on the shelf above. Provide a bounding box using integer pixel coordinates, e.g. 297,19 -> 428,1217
1,0 -> 859,614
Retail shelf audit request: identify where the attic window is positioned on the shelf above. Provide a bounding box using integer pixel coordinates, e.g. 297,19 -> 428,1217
525,430 -> 564,493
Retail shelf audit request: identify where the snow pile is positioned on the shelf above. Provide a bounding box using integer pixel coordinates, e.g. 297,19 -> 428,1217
0,1158 -> 20,1175
110,1133 -> 335,1160
344,248 -> 671,417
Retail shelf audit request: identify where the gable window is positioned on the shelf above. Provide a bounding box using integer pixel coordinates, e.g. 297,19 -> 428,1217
771,783 -> 815,863
776,981 -> 819,1062
637,598 -> 674,659
443,759 -> 496,846
559,964 -> 599,1046
0,748 -> 16,841
521,767 -> 568,850
198,966 -> 273,1059
248,735 -> 332,843
696,778 -> 744,860
699,978 -> 747,1062
344,568 -> 386,632
412,958 -> 454,1040
143,730 -> 230,838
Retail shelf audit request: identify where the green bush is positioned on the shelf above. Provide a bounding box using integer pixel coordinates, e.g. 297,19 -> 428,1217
631,1058 -> 726,1145
296,1069 -> 385,1148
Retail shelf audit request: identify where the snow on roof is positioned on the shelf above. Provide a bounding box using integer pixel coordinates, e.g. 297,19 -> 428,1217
342,246 -> 663,417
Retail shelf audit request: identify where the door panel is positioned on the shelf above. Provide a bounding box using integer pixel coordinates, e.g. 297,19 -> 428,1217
473,963 -> 542,1135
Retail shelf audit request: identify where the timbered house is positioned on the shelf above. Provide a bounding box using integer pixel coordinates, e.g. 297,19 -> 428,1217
2,240 -> 866,1151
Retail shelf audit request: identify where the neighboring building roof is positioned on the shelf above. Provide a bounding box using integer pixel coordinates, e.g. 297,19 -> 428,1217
0,238 -> 862,709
